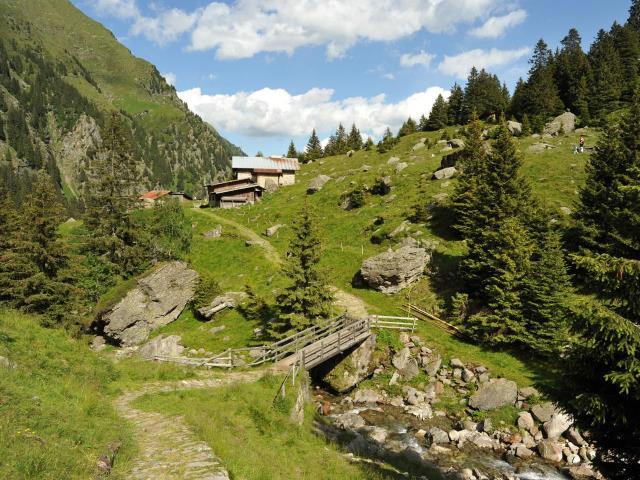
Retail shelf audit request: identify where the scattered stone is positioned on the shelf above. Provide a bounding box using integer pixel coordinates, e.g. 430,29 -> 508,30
412,142 -> 425,151
424,354 -> 442,377
448,139 -> 465,149
138,335 -> 185,359
334,412 -> 366,430
354,389 -> 381,404
544,112 -> 576,136
560,206 -> 572,215
468,378 -> 518,411
516,444 -> 535,459
538,439 -> 564,462
517,412 -> 536,432
203,225 -> 223,238
361,164 -> 371,172
307,175 -> 331,194
507,121 -> 523,135
90,336 -> 106,351
566,428 -> 587,447
448,430 -> 460,442
518,386 -> 540,400
198,292 -> 245,319
528,142 -> 555,153
209,325 -> 226,335
450,358 -> 465,369
346,150 -> 355,157
265,224 -> 284,237
406,404 -> 433,420
389,371 -> 401,385
532,402 -> 558,423
467,431 -> 495,449
359,239 -> 431,294
395,162 -> 408,173
427,427 -> 450,445
0,355 -> 16,369
392,348 -> 419,380
387,156 -> 400,165
433,167 -> 457,180
99,261 -> 199,347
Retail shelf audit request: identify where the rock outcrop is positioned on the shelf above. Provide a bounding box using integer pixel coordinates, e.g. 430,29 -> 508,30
359,239 -> 431,294
307,175 -> 331,194
322,335 -> 380,393
507,121 -> 523,135
544,112 -> 576,136
138,334 -> 185,359
265,224 -> 284,237
197,292 -> 246,319
433,167 -> 457,180
99,262 -> 199,346
468,378 -> 518,411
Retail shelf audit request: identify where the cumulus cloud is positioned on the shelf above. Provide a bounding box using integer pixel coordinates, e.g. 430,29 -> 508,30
178,85 -> 449,138
95,0 -> 513,59
162,72 -> 176,86
469,9 -> 527,38
400,50 -> 436,68
438,47 -> 530,79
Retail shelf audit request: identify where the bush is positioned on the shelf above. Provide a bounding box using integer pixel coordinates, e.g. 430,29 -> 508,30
191,275 -> 221,313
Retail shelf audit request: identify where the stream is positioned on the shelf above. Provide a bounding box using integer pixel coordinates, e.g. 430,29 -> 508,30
313,388 -> 570,480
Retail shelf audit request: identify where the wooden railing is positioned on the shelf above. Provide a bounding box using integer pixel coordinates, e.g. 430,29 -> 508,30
403,303 -> 467,338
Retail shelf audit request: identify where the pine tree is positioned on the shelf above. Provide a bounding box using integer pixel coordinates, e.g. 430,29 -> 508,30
397,117 -> 417,137
304,129 -> 323,162
271,205 -> 333,337
418,114 -> 429,132
0,184 -> 18,305
611,22 -> 640,102
588,29 -> 624,122
629,0 -> 640,32
427,94 -> 449,131
286,140 -> 297,158
347,123 -> 363,150
524,39 -> 564,120
555,28 -> 591,112
84,111 -> 145,274
508,78 -> 528,120
334,123 -> 348,155
521,114 -> 532,136
574,75 -> 591,125
447,83 -> 464,125
363,137 -> 374,150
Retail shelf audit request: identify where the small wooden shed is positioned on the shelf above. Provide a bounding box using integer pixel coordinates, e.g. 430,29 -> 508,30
205,178 -> 264,208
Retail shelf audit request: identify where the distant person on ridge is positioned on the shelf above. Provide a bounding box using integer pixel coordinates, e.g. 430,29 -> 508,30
579,135 -> 585,153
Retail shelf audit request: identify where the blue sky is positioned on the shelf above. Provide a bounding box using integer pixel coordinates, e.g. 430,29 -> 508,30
73,0 -> 631,155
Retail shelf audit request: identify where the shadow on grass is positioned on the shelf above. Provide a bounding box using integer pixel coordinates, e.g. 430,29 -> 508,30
427,204 -> 458,242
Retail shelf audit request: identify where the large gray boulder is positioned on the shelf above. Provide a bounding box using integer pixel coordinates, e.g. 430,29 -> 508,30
307,175 -> 331,194
544,112 -> 576,136
433,167 -> 457,180
322,335 -> 380,393
197,292 -> 246,319
392,347 -> 419,380
100,261 -> 199,346
360,239 -> 431,294
538,439 -> 563,462
507,121 -> 523,135
138,334 -> 185,359
532,402 -> 559,423
468,378 -> 518,411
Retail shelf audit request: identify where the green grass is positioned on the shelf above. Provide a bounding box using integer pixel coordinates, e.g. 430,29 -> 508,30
134,372 -> 400,480
0,309 -> 196,480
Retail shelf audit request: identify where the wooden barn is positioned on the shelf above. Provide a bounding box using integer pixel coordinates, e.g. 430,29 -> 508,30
205,178 -> 264,209
232,156 -> 299,189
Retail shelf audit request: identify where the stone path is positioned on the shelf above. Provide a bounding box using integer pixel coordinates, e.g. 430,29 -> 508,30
115,371 -> 261,479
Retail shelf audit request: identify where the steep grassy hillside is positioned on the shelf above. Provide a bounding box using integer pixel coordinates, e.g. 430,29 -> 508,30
0,309 -> 195,479
0,0 -> 242,200
152,127 -> 593,386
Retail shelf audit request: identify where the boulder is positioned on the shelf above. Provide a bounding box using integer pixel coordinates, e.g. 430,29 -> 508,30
448,139 -> 465,149
450,358 -> 465,368
359,239 -> 431,294
361,164 -> 371,172
197,292 -> 245,319
468,378 -> 518,411
322,335 -> 380,393
528,142 -> 555,153
433,167 -> 457,180
392,348 -> 419,380
427,427 -> 450,445
334,412 -> 366,430
354,388 -> 382,404
544,412 -> 573,439
346,150 -> 355,157
517,412 -> 536,432
532,402 -> 558,423
538,439 -> 563,462
412,142 -> 425,151
507,121 -> 523,135
138,334 -> 185,359
516,444 -> 535,459
395,162 -> 408,173
467,431 -> 495,449
307,175 -> 331,194
203,225 -> 222,238
265,224 -> 284,237
424,354 -> 442,377
99,262 -> 199,346
544,112 -> 576,136
406,404 -> 433,420
387,156 -> 400,165
566,428 -> 587,447
518,386 -> 540,400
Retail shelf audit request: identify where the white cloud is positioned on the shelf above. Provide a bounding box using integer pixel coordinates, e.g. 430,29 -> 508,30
178,85 -> 449,138
131,8 -> 199,45
469,9 -> 527,39
162,72 -> 176,86
382,73 -> 395,80
94,0 -> 139,19
400,50 -> 436,68
438,47 -> 530,79
95,0 -> 513,59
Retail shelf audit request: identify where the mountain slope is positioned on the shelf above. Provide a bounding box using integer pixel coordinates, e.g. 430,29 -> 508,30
0,0 -> 243,202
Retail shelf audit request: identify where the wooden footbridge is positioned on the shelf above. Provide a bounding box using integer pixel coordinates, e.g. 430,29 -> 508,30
153,314 -> 416,370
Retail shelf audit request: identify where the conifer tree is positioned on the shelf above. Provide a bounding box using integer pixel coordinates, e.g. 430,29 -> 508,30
271,205 -> 333,337
286,140 -> 297,158
588,29 -> 624,122
508,78 -> 528,120
334,123 -> 348,155
555,28 -> 591,112
304,129 -> 323,162
427,94 -> 449,131
611,22 -> 640,102
524,39 -> 564,120
574,75 -> 591,125
629,0 -> 640,32
521,114 -> 532,136
363,137 -> 374,150
398,117 -> 417,137
84,112 -> 145,274
418,114 -> 429,132
447,83 -> 464,125
347,123 -> 363,150
0,184 -> 17,305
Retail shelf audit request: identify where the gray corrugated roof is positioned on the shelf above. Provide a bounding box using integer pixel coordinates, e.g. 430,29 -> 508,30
232,156 -> 300,171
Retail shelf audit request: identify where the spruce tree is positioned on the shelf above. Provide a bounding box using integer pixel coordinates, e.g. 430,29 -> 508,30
0,184 -> 17,305
629,0 -> 640,32
397,117 -> 417,137
271,205 -> 333,337
334,123 -> 348,155
521,114 -> 532,136
447,83 -> 464,125
611,22 -> 640,102
305,129 -> 323,162
588,29 -> 624,122
363,137 -> 374,150
418,114 -> 429,132
347,123 -> 363,150
286,140 -> 297,158
555,28 -> 591,113
508,78 -> 528,120
84,111 -> 145,274
524,39 -> 564,120
427,94 -> 449,131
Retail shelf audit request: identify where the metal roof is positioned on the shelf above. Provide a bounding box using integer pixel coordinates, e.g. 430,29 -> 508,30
232,156 -> 300,171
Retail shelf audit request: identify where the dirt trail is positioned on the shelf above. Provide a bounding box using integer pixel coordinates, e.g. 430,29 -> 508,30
115,371 -> 261,480
196,208 -> 372,318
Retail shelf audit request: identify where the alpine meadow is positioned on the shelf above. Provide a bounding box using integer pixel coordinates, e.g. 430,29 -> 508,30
0,1 -> 639,480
